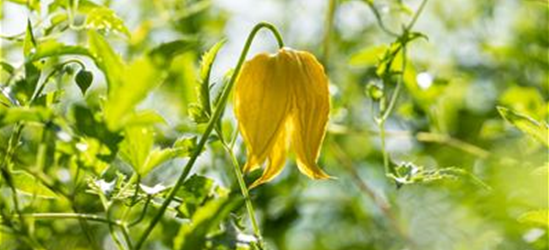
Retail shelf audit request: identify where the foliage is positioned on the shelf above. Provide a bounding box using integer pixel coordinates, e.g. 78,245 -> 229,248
0,0 -> 547,250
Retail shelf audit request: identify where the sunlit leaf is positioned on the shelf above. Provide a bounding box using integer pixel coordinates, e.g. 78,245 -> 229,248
23,19 -> 37,57
197,40 -> 225,115
518,210 -> 549,228
27,40 -> 91,62
85,7 -> 130,38
349,45 -> 388,67
103,57 -> 163,130
88,30 -> 125,92
498,106 -> 549,147
0,106 -> 53,126
119,126 -> 154,174
124,110 -> 167,127
12,171 -> 57,198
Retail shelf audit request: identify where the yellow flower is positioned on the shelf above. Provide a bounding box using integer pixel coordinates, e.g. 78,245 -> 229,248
234,48 -> 332,188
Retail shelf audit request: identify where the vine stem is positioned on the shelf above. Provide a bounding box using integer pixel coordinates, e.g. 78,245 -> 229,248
221,141 -> 265,249
374,0 -> 428,178
134,22 -> 284,250
322,0 -> 337,63
20,213 -> 124,226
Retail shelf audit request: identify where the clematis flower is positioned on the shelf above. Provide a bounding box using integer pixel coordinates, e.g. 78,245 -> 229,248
234,48 -> 332,188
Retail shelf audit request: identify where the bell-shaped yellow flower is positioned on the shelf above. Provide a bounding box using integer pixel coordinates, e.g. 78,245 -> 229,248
234,48 -> 332,188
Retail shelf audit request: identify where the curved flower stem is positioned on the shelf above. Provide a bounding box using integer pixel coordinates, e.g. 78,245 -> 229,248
134,22 -> 284,250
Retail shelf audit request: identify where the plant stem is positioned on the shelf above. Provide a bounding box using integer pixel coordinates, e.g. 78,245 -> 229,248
322,0 -> 337,63
0,124 -> 28,232
220,140 -> 265,249
21,213 -> 124,226
375,0 -> 428,179
133,22 -> 284,250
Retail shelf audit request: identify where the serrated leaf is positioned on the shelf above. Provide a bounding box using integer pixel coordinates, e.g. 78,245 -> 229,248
173,136 -> 198,157
498,106 -> 549,147
391,162 -> 491,190
12,171 -> 57,198
518,210 -> 549,228
188,103 -> 209,124
75,70 -> 93,95
197,40 -> 225,115
85,7 -> 130,38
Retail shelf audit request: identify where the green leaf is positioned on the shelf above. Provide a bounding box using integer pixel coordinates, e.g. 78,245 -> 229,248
174,194 -> 243,250
197,40 -> 225,115
175,174 -> 215,218
103,57 -> 163,130
123,110 -> 167,127
27,40 -> 91,62
498,106 -> 549,147
90,32 -> 164,129
23,19 -> 37,57
518,210 -> 549,228
12,171 -> 57,198
390,162 -> 491,190
173,136 -> 198,157
88,30 -> 125,92
188,103 -> 209,124
75,70 -> 93,95
123,133 -> 197,175
148,38 -> 198,66
85,7 -> 130,38
0,107 -> 53,126
119,126 -> 154,175
72,104 -> 123,162
349,45 -> 388,67
0,61 -> 15,75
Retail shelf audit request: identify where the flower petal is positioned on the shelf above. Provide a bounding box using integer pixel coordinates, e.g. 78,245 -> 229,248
234,53 -> 293,172
286,50 -> 332,179
249,121 -> 290,189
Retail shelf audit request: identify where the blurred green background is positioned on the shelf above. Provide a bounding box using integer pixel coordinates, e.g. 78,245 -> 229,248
0,0 -> 548,249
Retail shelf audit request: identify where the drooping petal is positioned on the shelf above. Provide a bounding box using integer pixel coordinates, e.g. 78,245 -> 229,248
234,53 -> 293,173
285,50 -> 332,179
248,121 -> 290,188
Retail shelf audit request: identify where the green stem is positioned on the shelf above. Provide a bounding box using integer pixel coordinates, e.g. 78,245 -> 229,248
96,184 -> 127,250
322,0 -> 337,62
0,124 -> 27,232
21,213 -> 124,226
365,1 -> 399,37
220,140 -> 265,249
375,0 -> 428,179
30,59 -> 85,104
133,22 -> 284,250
